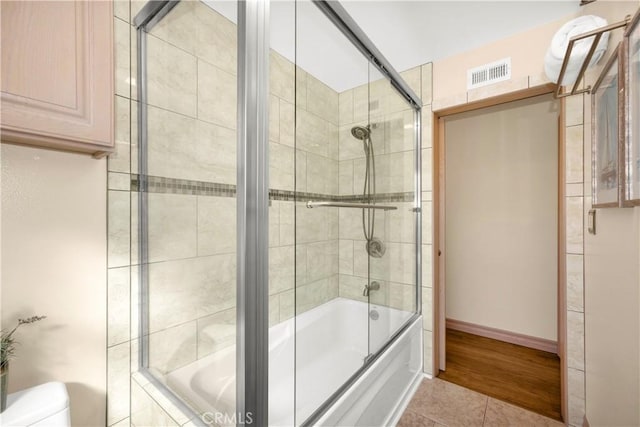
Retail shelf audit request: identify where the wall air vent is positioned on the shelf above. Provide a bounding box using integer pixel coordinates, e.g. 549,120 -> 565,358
467,58 -> 512,90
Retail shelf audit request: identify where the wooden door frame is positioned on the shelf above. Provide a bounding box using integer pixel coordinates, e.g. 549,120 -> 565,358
431,83 -> 567,422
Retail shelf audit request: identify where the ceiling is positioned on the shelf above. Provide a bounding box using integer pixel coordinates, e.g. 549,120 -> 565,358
206,0 -> 582,92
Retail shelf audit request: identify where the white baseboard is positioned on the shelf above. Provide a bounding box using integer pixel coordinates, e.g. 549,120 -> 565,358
446,318 -> 558,354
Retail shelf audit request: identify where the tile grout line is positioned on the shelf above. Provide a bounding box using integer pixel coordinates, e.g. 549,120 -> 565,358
482,397 -> 489,426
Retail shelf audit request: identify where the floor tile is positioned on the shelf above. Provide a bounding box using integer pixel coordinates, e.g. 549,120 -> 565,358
483,398 -> 564,427
397,410 -> 436,427
406,378 -> 488,427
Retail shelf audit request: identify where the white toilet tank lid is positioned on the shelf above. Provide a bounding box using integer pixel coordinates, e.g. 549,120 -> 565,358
0,381 -> 69,426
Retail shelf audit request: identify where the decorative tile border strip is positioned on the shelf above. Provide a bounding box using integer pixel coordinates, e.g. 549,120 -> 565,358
131,175 -> 236,197
131,175 -> 414,203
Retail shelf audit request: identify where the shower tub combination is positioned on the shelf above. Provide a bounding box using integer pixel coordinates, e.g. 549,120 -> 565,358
133,0 -> 423,425
166,299 -> 423,426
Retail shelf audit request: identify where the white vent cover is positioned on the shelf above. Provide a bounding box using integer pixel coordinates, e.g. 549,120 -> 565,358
467,58 -> 512,90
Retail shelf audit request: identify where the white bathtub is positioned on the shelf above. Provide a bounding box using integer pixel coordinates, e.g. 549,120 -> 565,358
166,297 -> 422,426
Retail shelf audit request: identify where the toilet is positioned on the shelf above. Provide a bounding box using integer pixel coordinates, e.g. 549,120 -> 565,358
0,382 -> 70,426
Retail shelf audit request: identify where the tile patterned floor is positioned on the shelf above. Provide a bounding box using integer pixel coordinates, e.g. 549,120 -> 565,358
398,378 -> 565,427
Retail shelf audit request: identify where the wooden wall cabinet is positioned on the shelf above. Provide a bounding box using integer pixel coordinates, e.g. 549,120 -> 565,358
1,1 -> 114,157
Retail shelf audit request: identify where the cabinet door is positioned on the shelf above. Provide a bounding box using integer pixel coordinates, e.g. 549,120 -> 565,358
1,1 -> 114,157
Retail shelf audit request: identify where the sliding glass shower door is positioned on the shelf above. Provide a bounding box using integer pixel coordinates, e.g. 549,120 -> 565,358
135,1 -> 420,425
292,1 -> 370,423
136,0 -> 242,421
294,4 -> 421,425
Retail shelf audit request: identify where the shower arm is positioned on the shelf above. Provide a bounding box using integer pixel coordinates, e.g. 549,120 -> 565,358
306,201 -> 397,211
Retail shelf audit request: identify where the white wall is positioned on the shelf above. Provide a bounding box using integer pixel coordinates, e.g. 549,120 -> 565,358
584,208 -> 640,427
1,143 -> 107,426
444,94 -> 559,341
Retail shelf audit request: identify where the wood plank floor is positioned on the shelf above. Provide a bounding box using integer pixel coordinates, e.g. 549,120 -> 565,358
437,329 -> 562,421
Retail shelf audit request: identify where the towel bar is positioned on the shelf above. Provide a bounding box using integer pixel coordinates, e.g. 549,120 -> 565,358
306,201 -> 398,211
555,16 -> 631,98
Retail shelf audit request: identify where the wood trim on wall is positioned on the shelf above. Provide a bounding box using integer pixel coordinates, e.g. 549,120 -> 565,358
433,83 -> 567,420
435,117 -> 446,372
433,113 -> 440,374
433,83 -> 556,116
446,318 -> 558,354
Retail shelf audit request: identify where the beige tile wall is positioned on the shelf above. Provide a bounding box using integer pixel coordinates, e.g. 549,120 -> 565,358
565,91 -> 586,427
293,55 -> 341,316
421,63 -> 435,376
108,1 -> 134,424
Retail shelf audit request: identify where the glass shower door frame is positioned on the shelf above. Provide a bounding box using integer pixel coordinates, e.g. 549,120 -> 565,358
134,0 -> 422,425
133,0 -> 271,425
133,1 -> 194,421
235,1 -> 270,425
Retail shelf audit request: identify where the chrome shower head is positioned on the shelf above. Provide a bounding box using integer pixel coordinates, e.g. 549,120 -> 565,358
350,125 -> 370,141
